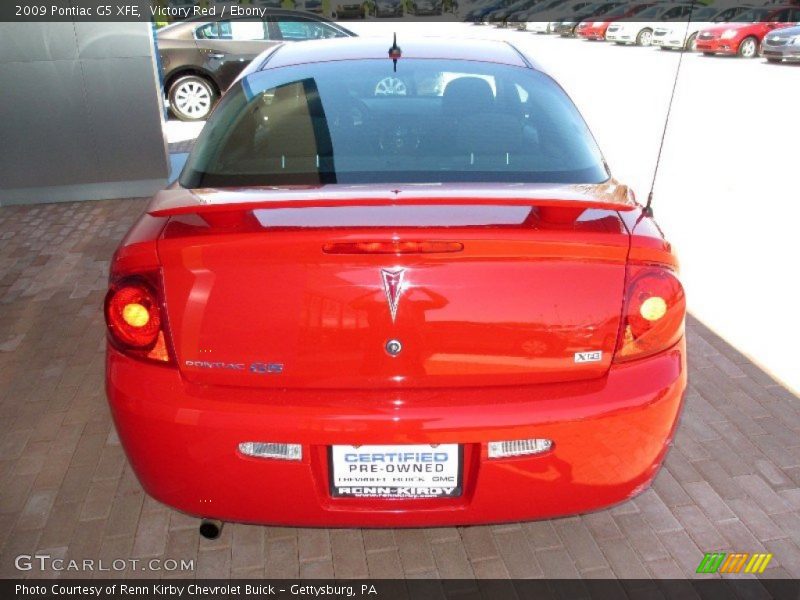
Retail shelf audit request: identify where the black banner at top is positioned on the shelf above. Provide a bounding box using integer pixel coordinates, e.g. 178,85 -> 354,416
1,0 -> 797,23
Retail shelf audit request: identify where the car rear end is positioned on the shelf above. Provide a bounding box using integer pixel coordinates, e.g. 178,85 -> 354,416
105,43 -> 687,526
107,205 -> 685,526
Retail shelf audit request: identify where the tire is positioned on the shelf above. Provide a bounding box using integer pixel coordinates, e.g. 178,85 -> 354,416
685,32 -> 697,52
738,36 -> 758,58
168,75 -> 217,122
636,28 -> 653,46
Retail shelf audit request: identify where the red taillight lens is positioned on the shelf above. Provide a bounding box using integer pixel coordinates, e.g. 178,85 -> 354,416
614,264 -> 685,362
104,277 -> 171,363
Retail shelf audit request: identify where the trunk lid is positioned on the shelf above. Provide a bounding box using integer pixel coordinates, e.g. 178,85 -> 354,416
157,185 -> 631,389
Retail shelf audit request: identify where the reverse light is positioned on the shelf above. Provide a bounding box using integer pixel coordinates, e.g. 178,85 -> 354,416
639,296 -> 668,321
239,442 -> 302,461
615,265 -> 686,362
122,303 -> 150,328
104,277 -> 172,363
488,439 -> 553,459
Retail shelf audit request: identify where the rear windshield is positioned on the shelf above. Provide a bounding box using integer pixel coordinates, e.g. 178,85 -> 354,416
180,58 -> 608,188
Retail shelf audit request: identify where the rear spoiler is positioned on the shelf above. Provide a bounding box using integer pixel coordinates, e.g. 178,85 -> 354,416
147,182 -> 638,217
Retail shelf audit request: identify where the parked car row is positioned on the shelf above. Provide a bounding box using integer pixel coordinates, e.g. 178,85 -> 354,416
473,0 -> 800,62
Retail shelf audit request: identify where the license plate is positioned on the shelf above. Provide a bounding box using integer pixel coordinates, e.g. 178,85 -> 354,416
330,444 -> 461,499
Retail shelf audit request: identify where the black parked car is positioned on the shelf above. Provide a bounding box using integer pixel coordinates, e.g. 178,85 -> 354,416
157,11 -> 354,121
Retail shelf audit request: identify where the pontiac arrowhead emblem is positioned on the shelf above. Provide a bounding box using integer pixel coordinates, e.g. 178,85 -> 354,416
380,268 -> 405,323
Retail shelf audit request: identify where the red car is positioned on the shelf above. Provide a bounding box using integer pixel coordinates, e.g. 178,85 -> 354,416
696,6 -> 800,57
105,37 -> 687,533
576,2 -> 654,40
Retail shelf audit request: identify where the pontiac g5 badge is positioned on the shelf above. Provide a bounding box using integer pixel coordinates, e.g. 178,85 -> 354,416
381,268 -> 405,322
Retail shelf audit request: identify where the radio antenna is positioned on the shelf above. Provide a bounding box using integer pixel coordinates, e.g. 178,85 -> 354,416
388,33 -> 402,72
644,0 -> 696,217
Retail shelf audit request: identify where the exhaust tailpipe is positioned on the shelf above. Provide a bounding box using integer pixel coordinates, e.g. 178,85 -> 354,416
199,519 -> 223,540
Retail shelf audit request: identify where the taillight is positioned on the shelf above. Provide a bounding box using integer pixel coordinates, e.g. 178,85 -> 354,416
104,276 -> 171,363
614,264 -> 685,362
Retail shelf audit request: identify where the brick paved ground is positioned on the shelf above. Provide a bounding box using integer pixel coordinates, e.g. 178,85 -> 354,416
1,198 -> 800,581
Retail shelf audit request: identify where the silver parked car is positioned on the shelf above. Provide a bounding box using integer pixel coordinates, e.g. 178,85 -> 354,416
761,24 -> 800,63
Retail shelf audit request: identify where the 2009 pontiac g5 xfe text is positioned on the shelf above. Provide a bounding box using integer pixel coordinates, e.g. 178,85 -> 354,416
105,37 -> 687,528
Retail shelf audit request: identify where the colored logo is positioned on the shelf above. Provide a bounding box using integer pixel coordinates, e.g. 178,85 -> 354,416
696,552 -> 773,574
380,268 -> 405,323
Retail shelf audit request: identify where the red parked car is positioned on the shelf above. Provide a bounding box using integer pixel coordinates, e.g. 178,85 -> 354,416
576,2 -> 654,40
105,37 -> 687,533
695,5 -> 800,57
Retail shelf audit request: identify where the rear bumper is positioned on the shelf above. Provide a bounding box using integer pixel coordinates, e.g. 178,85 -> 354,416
107,341 -> 686,527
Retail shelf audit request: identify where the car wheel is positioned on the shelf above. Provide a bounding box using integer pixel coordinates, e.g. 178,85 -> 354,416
685,33 -> 697,52
374,77 -> 407,96
168,75 -> 217,122
738,36 -> 758,58
636,28 -> 653,46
